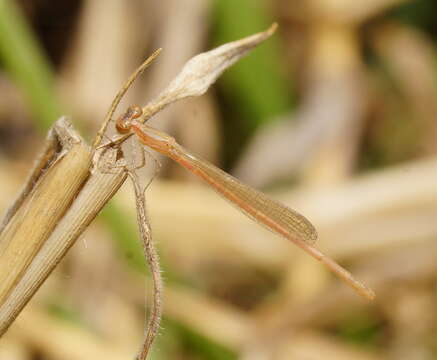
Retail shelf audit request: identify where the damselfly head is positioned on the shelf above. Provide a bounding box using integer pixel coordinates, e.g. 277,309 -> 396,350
116,105 -> 143,134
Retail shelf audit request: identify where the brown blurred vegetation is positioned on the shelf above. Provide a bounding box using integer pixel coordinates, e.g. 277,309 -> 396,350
1,0 -> 437,359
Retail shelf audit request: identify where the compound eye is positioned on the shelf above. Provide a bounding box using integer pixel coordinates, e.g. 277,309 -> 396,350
115,105 -> 143,134
115,119 -> 131,134
130,105 -> 143,119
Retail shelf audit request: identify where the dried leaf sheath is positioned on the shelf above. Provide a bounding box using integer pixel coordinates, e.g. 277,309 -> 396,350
0,121 -> 127,335
0,118 -> 91,308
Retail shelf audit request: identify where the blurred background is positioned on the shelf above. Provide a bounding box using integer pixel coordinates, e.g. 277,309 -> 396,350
1,0 -> 437,359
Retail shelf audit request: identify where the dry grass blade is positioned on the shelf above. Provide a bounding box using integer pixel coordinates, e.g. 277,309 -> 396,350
0,119 -> 128,335
127,170 -> 162,360
140,23 -> 278,122
0,118 -> 91,332
0,122 -> 66,233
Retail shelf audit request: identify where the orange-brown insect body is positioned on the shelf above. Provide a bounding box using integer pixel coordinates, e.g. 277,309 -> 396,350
115,105 -> 143,134
126,121 -> 375,301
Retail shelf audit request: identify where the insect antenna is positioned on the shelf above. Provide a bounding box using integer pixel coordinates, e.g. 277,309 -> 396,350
93,48 -> 162,148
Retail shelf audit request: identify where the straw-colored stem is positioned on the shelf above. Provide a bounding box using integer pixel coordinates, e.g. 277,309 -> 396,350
0,118 -> 127,335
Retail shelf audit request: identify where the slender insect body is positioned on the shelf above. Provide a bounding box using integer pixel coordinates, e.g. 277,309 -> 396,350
93,30 -> 375,359
113,113 -> 374,301
131,122 -> 176,155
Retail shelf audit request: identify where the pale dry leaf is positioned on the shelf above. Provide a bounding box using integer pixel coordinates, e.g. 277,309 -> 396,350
141,23 -> 278,120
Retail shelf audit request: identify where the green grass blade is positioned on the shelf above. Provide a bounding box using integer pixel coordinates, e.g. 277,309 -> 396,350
0,0 -> 62,131
213,0 -> 294,131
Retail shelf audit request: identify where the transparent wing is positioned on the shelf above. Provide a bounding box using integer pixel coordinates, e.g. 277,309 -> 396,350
173,146 -> 318,246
